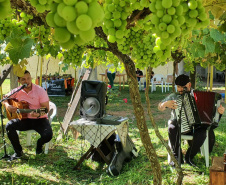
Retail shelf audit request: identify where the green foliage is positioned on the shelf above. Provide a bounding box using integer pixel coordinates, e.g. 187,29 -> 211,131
184,26 -> 226,72
5,37 -> 33,64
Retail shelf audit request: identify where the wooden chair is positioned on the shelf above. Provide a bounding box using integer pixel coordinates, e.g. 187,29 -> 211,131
24,101 -> 57,154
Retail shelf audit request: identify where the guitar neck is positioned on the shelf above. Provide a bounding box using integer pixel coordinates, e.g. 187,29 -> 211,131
17,108 -> 48,114
18,109 -> 41,114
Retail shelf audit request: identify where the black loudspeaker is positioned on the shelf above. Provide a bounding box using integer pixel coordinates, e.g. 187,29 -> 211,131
80,80 -> 107,120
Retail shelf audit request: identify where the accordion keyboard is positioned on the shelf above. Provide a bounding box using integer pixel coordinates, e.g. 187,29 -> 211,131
175,93 -> 199,134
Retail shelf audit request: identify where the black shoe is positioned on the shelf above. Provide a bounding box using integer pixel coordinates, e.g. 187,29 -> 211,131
8,152 -> 23,161
36,147 -> 44,155
185,158 -> 198,167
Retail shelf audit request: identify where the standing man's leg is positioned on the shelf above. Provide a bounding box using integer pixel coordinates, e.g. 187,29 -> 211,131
107,73 -> 114,88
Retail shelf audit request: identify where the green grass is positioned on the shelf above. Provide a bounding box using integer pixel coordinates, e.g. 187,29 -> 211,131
0,81 -> 226,184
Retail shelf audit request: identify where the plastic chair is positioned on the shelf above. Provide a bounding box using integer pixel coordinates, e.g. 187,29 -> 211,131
151,74 -> 165,93
165,75 -> 177,92
168,130 -> 210,167
25,101 -> 57,154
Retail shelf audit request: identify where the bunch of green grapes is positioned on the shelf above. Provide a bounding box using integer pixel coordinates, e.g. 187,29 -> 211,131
117,29 -> 144,54
45,0 -> 104,49
63,45 -> 85,66
93,36 -> 108,48
106,51 -> 119,65
180,0 -> 209,35
0,18 -> 14,40
30,0 -> 51,13
132,33 -> 171,68
149,0 -> 209,48
102,0 -> 132,43
13,59 -> 28,77
19,12 -> 33,23
0,0 -> 11,19
28,25 -> 51,43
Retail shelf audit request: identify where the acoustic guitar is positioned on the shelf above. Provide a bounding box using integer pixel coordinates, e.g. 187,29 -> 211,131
5,99 -> 48,120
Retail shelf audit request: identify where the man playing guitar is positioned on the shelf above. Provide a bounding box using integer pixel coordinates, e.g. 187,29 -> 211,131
3,70 -> 52,161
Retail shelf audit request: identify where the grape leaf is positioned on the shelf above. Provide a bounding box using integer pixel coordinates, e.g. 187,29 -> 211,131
209,10 -> 215,20
5,38 -> 33,64
219,11 -> 226,20
215,42 -> 222,54
189,42 -> 205,58
202,36 -> 215,53
203,28 -> 209,35
210,28 -> 224,42
192,30 -> 200,36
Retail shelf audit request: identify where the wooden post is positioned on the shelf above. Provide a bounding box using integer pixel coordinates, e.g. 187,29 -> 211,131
210,65 -> 213,92
225,73 -> 226,104
39,57 -> 43,86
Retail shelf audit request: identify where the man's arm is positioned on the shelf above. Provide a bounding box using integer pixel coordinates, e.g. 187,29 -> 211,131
30,101 -> 49,118
217,104 -> 225,115
158,100 -> 178,111
2,100 -> 17,113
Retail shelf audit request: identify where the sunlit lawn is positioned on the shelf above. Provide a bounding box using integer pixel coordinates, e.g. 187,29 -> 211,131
0,79 -> 226,184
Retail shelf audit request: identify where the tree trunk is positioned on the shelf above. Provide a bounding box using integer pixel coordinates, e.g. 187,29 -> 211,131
121,55 -> 162,184
145,67 -> 184,184
10,67 -> 18,90
173,61 -> 177,93
95,27 -> 162,184
190,66 -> 196,89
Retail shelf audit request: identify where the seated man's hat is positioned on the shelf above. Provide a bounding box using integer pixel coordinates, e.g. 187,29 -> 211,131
175,74 -> 190,86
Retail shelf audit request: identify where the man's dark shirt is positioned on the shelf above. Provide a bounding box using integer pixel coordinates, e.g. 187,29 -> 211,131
136,70 -> 143,81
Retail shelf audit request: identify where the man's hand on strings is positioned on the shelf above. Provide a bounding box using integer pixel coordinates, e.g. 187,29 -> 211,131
6,105 -> 17,113
30,111 -> 40,118
217,104 -> 225,115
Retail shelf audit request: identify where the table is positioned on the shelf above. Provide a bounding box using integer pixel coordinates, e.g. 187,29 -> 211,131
69,117 -> 129,169
99,73 -> 126,90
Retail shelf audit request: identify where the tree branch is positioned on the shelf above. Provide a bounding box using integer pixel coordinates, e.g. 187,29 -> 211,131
86,45 -> 111,51
10,0 -> 48,26
126,8 -> 151,29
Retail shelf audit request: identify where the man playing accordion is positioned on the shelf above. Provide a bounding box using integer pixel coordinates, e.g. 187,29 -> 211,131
158,74 -> 225,167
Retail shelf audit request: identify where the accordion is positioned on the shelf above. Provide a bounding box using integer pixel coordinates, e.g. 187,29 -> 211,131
175,91 -> 222,134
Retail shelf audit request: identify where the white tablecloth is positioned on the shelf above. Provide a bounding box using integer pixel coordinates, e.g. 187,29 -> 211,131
70,118 -> 128,148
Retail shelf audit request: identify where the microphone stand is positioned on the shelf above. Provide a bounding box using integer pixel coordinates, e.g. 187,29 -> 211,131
0,85 -> 26,160
177,90 -> 187,167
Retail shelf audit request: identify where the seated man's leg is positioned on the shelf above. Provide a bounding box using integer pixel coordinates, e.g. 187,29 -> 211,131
6,119 -> 32,159
208,128 -> 215,153
168,120 -> 183,162
33,118 -> 53,154
185,126 -> 207,165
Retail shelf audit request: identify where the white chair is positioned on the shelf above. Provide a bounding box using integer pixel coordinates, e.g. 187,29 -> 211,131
165,75 -> 177,92
168,130 -> 210,167
25,101 -> 57,154
151,74 -> 165,93
138,77 -> 144,91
